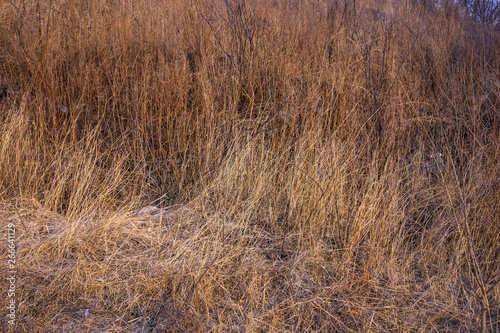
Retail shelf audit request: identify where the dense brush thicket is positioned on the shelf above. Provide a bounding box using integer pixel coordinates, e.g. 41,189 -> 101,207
1,0 -> 499,331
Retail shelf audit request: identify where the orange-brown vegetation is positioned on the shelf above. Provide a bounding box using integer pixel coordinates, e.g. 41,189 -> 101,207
1,0 -> 499,331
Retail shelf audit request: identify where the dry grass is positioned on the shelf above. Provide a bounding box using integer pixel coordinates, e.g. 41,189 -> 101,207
1,0 -> 500,331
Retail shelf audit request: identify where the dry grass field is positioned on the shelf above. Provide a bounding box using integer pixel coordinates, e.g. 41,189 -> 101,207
1,0 -> 500,331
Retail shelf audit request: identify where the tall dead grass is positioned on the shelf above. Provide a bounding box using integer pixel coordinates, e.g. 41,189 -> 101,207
1,0 -> 499,331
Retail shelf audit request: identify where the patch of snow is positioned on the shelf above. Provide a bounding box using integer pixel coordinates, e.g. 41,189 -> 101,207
135,206 -> 171,217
